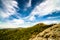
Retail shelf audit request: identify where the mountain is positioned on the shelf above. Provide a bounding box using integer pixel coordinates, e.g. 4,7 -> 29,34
0,23 -> 57,40
29,24 -> 60,40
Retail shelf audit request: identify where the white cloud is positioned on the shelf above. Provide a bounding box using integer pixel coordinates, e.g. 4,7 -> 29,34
28,16 -> 35,21
26,0 -> 31,7
28,0 -> 60,18
0,0 -> 18,18
35,20 -> 60,25
24,0 -> 32,11
0,19 -> 60,28
0,19 -> 25,28
24,0 -> 60,23
41,20 -> 59,24
47,16 -> 60,19
0,0 -> 60,28
0,23 -> 17,28
11,19 -> 24,25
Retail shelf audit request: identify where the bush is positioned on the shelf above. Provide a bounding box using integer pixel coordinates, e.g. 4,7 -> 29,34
0,23 -> 54,40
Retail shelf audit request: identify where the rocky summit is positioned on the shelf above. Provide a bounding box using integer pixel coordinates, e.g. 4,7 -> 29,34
29,24 -> 60,40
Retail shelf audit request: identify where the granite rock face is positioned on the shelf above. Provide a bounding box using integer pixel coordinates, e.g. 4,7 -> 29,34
29,24 -> 60,40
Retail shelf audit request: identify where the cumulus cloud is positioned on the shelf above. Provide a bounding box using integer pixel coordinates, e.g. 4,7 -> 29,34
0,0 -> 18,18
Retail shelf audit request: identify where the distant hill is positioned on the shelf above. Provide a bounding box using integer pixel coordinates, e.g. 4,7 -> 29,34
30,24 -> 60,40
0,23 -> 57,40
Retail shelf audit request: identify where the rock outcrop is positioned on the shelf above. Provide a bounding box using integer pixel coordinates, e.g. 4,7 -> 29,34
29,24 -> 60,40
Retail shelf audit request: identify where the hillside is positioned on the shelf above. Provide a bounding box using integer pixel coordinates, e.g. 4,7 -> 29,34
0,23 -> 56,40
30,24 -> 60,40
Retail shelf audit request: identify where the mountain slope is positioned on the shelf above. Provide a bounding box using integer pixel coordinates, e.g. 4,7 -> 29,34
29,24 -> 60,40
0,23 -> 56,40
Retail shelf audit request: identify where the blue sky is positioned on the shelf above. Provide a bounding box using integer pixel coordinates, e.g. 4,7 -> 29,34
0,0 -> 60,28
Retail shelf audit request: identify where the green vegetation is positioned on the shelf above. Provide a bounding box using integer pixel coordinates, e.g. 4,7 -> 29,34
0,23 -> 56,40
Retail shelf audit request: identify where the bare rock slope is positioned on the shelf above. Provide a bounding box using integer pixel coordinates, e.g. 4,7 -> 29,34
29,24 -> 60,40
